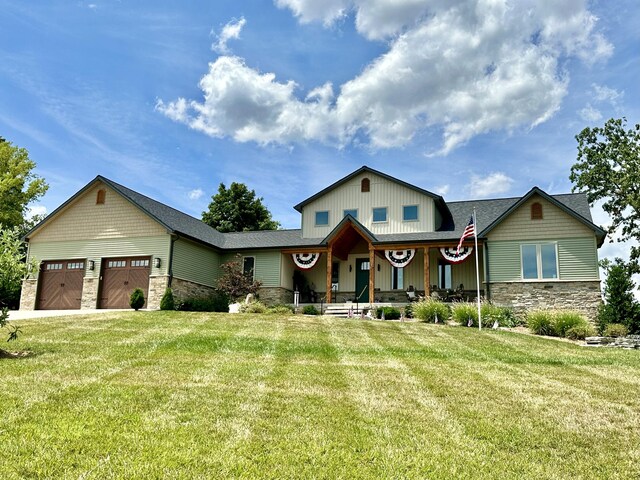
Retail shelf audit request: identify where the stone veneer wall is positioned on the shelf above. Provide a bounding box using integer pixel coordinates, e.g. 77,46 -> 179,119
259,287 -> 293,305
19,279 -> 38,311
489,281 -> 602,321
170,277 -> 217,303
81,277 -> 98,309
148,275 -> 169,309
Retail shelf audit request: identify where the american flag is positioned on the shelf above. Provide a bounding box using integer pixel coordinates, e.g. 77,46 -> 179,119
456,215 -> 475,254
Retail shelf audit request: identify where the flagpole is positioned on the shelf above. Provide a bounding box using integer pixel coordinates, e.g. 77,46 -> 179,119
474,208 -> 482,330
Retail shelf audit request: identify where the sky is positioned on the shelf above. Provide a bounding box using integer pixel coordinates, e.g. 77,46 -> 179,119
1,0 -> 639,279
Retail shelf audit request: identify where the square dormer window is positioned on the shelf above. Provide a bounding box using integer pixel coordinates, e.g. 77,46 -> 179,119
403,205 -> 418,221
344,209 -> 358,219
315,211 -> 329,226
372,207 -> 387,223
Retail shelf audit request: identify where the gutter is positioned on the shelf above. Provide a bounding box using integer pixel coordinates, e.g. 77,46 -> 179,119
168,234 -> 178,287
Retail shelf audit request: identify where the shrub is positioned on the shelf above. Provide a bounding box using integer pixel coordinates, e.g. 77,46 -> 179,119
481,303 -> 518,328
403,303 -> 414,319
302,305 -> 319,315
598,258 -> 640,334
527,310 -> 555,336
375,306 -> 401,320
239,301 -> 267,314
565,324 -> 595,340
178,291 -> 229,312
413,299 -> 449,323
160,288 -> 175,311
451,302 -> 478,326
603,323 -> 629,338
266,304 -> 294,315
552,311 -> 589,337
129,288 -> 145,311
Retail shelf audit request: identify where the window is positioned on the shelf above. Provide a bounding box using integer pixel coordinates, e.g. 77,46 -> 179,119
96,189 -> 106,204
315,211 -> 329,226
67,262 -> 85,270
372,207 -> 387,223
243,256 -> 255,279
332,261 -> 339,284
391,267 -> 404,290
46,263 -> 63,270
361,178 -> 370,192
403,205 -> 418,221
131,259 -> 149,267
343,209 -> 358,219
531,202 -> 543,220
521,243 -> 558,280
438,262 -> 452,289
107,260 -> 127,268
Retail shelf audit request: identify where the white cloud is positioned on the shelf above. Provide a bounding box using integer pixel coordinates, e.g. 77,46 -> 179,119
160,1 -> 612,153
27,205 -> 47,219
212,17 -> 246,54
435,184 -> 450,197
591,83 -> 624,106
188,188 -> 204,200
467,173 -> 514,199
579,104 -> 602,123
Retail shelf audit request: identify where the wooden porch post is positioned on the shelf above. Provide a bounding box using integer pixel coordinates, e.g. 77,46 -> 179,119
326,248 -> 333,303
369,246 -> 375,304
424,247 -> 430,297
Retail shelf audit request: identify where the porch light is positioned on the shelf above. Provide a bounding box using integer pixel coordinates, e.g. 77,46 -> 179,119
154,257 -> 161,268
88,260 -> 95,271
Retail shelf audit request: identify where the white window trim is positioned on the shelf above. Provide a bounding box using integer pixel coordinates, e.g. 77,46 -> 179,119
315,210 -> 330,227
520,242 -> 559,281
402,204 -> 419,222
343,208 -> 358,219
243,256 -> 256,280
372,206 -> 388,223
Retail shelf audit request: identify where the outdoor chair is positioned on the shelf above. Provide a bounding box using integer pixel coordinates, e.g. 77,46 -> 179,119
406,285 -> 419,302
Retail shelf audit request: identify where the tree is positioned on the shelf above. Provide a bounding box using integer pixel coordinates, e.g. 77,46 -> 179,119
0,139 -> 48,230
216,255 -> 262,302
570,117 -> 640,271
0,226 -> 39,348
202,182 -> 279,233
597,258 -> 640,334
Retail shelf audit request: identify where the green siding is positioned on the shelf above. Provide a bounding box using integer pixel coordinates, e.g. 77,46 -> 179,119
28,235 -> 171,279
222,250 -> 282,287
488,237 -> 599,282
172,239 -> 221,287
557,237 -> 599,280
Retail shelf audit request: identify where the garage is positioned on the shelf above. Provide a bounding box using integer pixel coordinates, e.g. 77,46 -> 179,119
37,260 -> 85,310
99,257 -> 151,309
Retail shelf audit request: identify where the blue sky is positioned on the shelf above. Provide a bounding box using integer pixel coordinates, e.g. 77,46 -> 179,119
1,0 -> 638,268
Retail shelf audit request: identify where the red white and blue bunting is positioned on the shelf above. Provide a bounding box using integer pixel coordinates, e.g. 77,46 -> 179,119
384,249 -> 416,268
440,246 -> 473,264
292,252 -> 320,269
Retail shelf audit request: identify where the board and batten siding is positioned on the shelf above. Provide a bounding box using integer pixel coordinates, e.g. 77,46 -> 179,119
172,238 -> 221,287
488,195 -> 593,241
222,250 -> 282,287
27,236 -> 171,280
30,183 -> 167,242
301,172 -> 436,238
487,237 -> 599,282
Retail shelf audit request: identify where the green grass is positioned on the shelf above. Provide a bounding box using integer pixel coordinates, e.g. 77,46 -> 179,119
1,312 -> 640,479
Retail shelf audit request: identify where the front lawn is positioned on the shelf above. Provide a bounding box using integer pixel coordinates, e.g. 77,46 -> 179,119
1,312 -> 639,478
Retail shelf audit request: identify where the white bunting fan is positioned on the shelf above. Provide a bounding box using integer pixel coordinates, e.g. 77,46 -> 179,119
292,252 -> 320,269
439,247 -> 473,264
384,249 -> 416,268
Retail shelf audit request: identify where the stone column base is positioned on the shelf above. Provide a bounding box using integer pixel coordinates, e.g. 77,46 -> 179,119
148,276 -> 170,309
81,277 -> 99,309
19,279 -> 38,311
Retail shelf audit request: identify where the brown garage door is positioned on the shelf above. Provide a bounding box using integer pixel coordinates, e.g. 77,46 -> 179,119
37,260 -> 85,310
99,257 -> 150,309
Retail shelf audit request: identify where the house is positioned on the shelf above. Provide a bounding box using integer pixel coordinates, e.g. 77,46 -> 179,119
20,166 -> 605,319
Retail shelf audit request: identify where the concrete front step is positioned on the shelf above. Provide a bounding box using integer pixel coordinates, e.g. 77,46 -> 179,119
323,303 -> 378,318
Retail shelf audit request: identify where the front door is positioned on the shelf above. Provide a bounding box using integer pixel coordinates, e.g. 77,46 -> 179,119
355,258 -> 370,303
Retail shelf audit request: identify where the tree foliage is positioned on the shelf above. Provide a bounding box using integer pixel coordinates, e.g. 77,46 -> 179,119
597,258 -> 640,334
216,256 -> 262,302
570,117 -> 640,271
202,182 -> 279,233
0,139 -> 48,230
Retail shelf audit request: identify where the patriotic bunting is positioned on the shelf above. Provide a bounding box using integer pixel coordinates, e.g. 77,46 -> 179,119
384,249 -> 416,268
292,252 -> 320,269
440,246 -> 473,263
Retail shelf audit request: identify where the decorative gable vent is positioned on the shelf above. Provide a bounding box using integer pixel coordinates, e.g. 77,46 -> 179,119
531,202 -> 543,220
361,178 -> 370,192
96,189 -> 106,204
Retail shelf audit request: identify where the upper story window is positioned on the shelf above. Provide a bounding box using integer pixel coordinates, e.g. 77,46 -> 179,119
361,178 -> 370,192
96,189 -> 106,204
403,205 -> 418,221
243,256 -> 255,279
315,211 -> 329,226
372,207 -> 387,223
344,209 -> 358,219
521,243 -> 557,280
531,202 -> 543,220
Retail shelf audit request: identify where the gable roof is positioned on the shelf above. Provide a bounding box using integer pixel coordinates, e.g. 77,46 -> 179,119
293,166 -> 453,224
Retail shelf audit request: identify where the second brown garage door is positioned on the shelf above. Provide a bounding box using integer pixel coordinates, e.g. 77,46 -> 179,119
37,260 -> 85,310
99,257 -> 151,309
